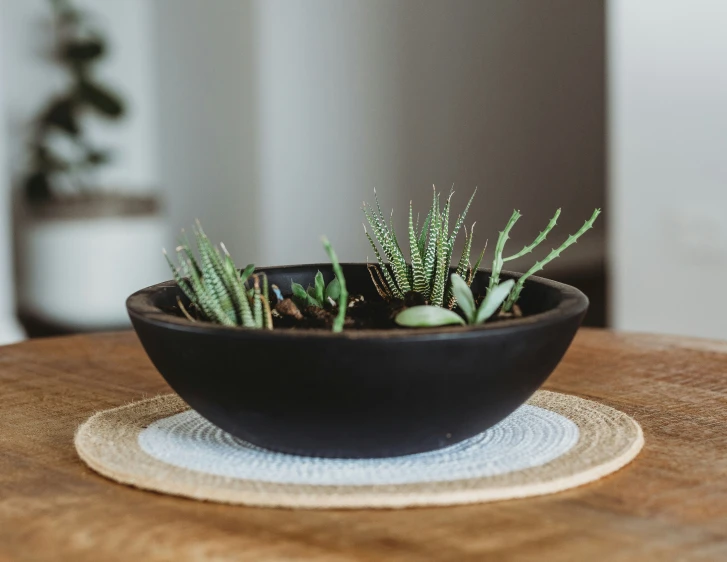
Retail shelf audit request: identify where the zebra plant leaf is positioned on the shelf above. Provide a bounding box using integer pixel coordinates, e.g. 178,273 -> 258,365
163,223 -> 271,329
364,187 -> 481,309
409,201 -> 427,294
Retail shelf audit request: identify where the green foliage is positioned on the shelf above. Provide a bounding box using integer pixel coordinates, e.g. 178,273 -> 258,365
364,187 -> 483,309
291,272 -> 340,309
488,210 -> 522,293
501,208 -> 601,311
290,238 -> 348,332
395,305 -> 466,327
395,274 -> 514,328
395,206 -> 601,328
24,0 -> 126,204
164,222 -> 272,329
322,237 -> 348,333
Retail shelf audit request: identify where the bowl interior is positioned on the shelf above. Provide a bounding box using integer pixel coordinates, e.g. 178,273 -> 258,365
136,264 -> 572,330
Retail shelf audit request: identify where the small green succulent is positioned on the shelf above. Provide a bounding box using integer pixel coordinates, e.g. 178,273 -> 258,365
287,237 -> 348,333
291,273 -> 341,309
164,222 -> 272,329
364,187 -> 484,309
396,274 -> 515,327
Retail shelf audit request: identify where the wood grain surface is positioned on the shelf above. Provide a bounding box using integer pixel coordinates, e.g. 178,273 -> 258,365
0,329 -> 726,561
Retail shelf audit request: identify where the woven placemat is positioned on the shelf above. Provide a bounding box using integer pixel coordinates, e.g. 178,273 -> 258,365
75,390 -> 643,509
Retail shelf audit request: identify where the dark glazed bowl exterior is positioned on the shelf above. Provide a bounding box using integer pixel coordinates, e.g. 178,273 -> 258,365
127,264 -> 588,458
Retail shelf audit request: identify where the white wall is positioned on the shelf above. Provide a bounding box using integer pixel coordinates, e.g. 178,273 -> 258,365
0,0 -> 25,343
153,0 -> 261,262
156,0 -> 605,271
609,0 -> 727,339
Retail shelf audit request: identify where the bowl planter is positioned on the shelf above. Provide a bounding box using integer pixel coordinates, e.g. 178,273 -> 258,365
127,263 -> 588,459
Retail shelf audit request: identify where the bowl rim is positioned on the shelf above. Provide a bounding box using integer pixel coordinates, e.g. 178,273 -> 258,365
126,263 -> 589,341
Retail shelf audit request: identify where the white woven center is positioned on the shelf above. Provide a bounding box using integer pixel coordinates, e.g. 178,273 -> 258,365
138,405 -> 579,486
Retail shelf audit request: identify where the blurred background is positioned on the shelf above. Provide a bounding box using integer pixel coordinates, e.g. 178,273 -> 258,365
0,0 -> 724,344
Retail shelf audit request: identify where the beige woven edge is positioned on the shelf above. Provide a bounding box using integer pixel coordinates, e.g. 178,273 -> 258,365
75,391 -> 644,509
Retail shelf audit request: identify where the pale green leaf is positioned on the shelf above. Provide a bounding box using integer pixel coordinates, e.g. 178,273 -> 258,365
450,274 -> 476,324
395,305 -> 466,327
325,277 -> 341,301
475,279 -> 515,324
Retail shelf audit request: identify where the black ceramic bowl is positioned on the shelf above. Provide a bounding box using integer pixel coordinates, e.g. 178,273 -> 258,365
127,264 -> 588,458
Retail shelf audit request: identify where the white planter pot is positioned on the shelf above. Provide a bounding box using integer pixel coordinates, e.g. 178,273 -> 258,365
19,213 -> 169,330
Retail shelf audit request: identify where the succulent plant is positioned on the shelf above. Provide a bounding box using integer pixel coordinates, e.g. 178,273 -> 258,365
291,273 -> 341,310
280,238 -> 348,333
164,222 -> 272,329
363,187 -> 484,309
395,208 -> 601,327
491,208 -> 602,312
395,274 -> 515,327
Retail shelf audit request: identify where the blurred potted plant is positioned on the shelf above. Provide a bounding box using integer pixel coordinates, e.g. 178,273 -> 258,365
17,0 -> 166,331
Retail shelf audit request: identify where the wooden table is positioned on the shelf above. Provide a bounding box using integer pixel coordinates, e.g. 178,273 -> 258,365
1,329 -> 726,561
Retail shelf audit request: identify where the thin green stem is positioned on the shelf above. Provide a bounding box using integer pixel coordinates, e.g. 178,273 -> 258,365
504,208 -> 561,262
488,210 -> 521,292
503,208 -> 601,311
322,237 -> 348,333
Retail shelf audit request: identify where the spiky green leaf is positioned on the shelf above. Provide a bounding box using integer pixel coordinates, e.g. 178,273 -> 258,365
363,203 -> 410,294
430,216 -> 447,307
468,241 -> 487,286
314,271 -> 325,304
423,193 -> 441,297
239,263 -> 255,284
364,228 -> 403,298
448,188 -> 477,252
164,250 -> 196,305
417,208 -> 432,257
194,224 -> 236,323
252,275 -> 263,328
408,201 -> 427,294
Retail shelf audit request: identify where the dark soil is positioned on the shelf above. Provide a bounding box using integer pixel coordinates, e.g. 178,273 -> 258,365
273,295 -> 403,330
163,292 -> 523,331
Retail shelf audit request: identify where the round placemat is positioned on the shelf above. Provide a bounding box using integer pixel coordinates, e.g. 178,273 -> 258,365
75,391 -> 643,509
